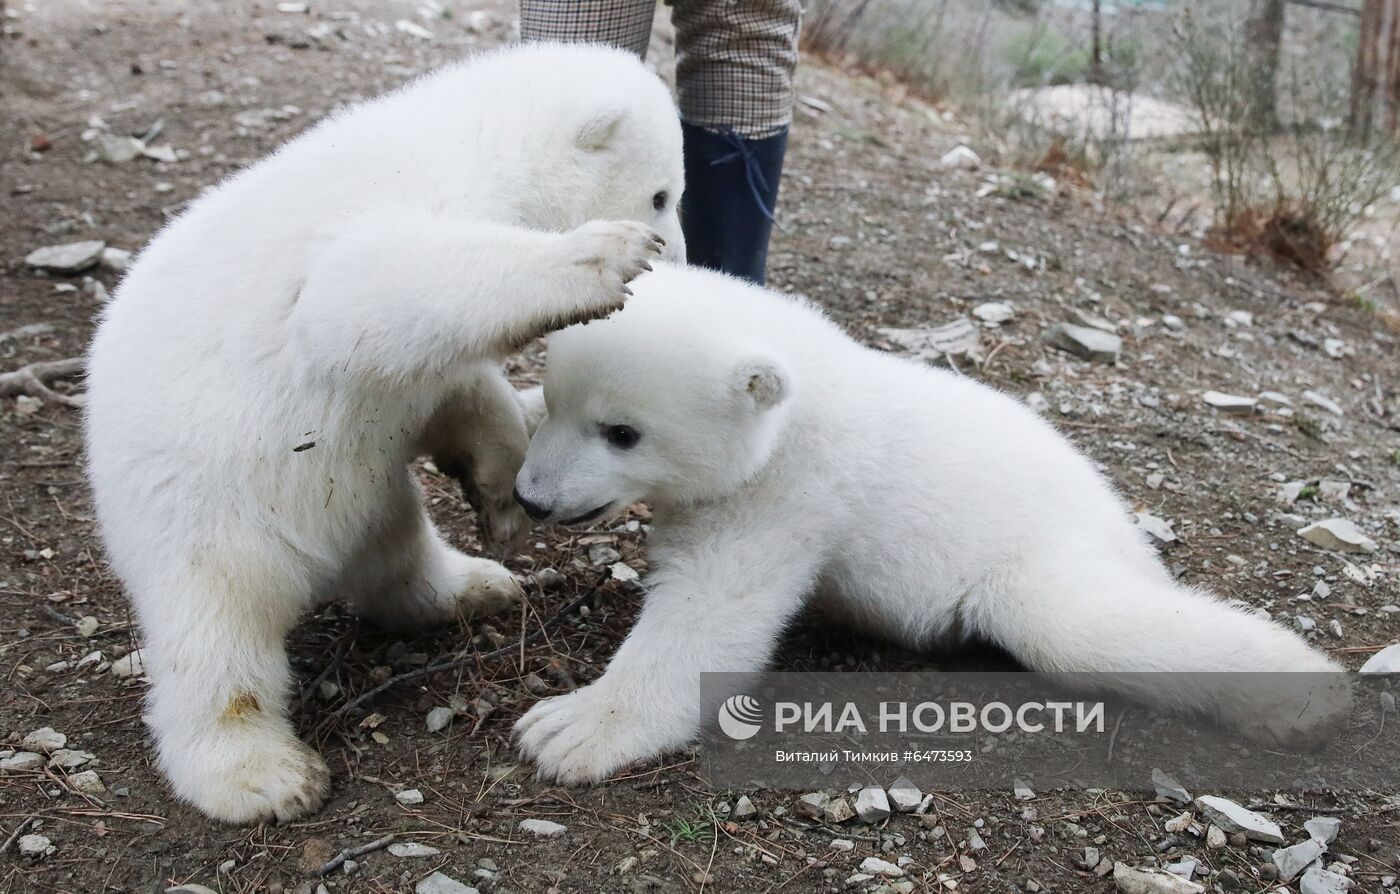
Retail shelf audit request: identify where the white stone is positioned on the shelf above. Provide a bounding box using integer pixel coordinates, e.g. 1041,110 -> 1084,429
415,872 -> 479,894
609,561 -> 640,583
17,834 -> 55,858
887,776 -> 922,812
940,145 -> 981,170
388,842 -> 442,857
110,649 -> 146,678
855,786 -> 891,822
1135,512 -> 1177,544
425,706 -> 454,733
48,749 -> 94,770
1152,768 -> 1190,803
1193,796 -> 1284,844
972,302 -> 1014,325
1112,862 -> 1204,894
733,795 -> 757,819
798,792 -> 830,819
830,838 -> 855,852
518,818 -> 567,838
22,727 -> 66,753
1201,391 -> 1257,413
1273,838 -> 1327,882
1302,390 -> 1345,416
1,752 -> 45,772
76,616 -> 99,637
1300,866 -> 1354,894
99,135 -> 145,164
395,19 -> 433,40
99,247 -> 133,272
395,788 -> 424,805
860,857 -> 904,877
1048,323 -> 1121,362
1013,778 -> 1035,800
1359,643 -> 1400,675
25,240 -> 106,274
66,769 -> 106,794
1304,817 -> 1341,844
1298,519 -> 1377,554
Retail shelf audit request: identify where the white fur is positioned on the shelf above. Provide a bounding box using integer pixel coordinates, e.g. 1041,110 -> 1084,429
84,43 -> 685,823
514,264 -> 1349,784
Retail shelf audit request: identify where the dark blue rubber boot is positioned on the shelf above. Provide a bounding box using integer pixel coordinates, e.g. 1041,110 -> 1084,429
680,123 -> 788,286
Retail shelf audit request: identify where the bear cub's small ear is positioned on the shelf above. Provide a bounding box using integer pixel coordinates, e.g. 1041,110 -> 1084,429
736,358 -> 789,410
576,103 -> 629,152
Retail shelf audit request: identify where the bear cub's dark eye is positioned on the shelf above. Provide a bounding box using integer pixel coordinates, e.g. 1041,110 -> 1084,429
604,424 -> 641,449
652,191 -> 668,211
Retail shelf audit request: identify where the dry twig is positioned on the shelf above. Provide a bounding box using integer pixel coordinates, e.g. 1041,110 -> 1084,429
0,357 -> 84,407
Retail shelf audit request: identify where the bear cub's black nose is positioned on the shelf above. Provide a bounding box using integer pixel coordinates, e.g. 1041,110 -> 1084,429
513,487 -> 552,521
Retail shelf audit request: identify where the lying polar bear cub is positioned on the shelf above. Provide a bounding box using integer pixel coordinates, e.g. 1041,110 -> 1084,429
85,43 -> 683,823
513,264 -> 1347,784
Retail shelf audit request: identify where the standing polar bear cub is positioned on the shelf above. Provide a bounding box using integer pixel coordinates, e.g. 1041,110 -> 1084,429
85,43 -> 684,823
513,265 -> 1348,784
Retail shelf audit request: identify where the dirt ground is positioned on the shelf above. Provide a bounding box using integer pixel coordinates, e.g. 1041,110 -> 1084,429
2,2 -> 1399,893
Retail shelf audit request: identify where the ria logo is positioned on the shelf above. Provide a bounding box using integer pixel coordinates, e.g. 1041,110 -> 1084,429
717,694 -> 764,740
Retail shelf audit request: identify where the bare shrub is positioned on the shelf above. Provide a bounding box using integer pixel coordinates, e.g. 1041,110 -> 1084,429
1172,1 -> 1400,275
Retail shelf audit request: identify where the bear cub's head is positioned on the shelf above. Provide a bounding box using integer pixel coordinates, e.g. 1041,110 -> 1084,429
489,43 -> 687,261
515,266 -> 793,525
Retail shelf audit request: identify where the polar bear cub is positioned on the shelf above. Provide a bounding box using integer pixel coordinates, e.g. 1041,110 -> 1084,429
84,43 -> 684,823
512,264 -> 1348,784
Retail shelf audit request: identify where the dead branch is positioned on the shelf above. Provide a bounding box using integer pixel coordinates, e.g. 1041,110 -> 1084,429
0,357 -> 84,408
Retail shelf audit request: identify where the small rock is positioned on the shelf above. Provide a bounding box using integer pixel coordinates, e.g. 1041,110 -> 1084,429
1194,796 -> 1284,844
18,834 -> 56,858
967,828 -> 987,851
1201,391 -> 1257,414
22,727 -> 66,753
798,792 -> 830,819
588,544 -> 621,566
1300,866 -> 1355,894
395,19 -> 434,40
1048,323 -> 1122,363
860,857 -> 904,877
733,795 -> 757,819
824,797 -> 855,824
1205,825 -> 1227,849
940,145 -> 981,170
388,842 -> 442,857
395,789 -> 424,806
830,838 -> 855,852
110,649 -> 146,678
887,776 -> 922,812
76,616 -> 99,637
25,240 -> 106,274
1215,869 -> 1243,891
48,749 -> 94,770
1112,862 -> 1204,894
1013,778 -> 1035,800
1135,512 -> 1177,544
609,562 -> 640,583
1305,817 -> 1341,844
415,872 -> 478,894
425,706 -> 454,733
1,752 -> 45,772
855,786 -> 891,823
1298,519 -> 1378,554
167,885 -> 219,894
1152,768 -> 1191,804
1303,390 -> 1345,416
66,769 -> 106,795
99,247 -> 133,272
972,302 -> 1014,325
1164,858 -> 1196,879
99,135 -> 145,164
1273,838 -> 1327,880
1360,643 -> 1400,675
518,818 -> 567,838
1163,812 -> 1194,833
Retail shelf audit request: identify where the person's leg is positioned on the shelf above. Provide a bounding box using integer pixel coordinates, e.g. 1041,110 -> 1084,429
518,0 -> 658,58
673,0 -> 802,285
